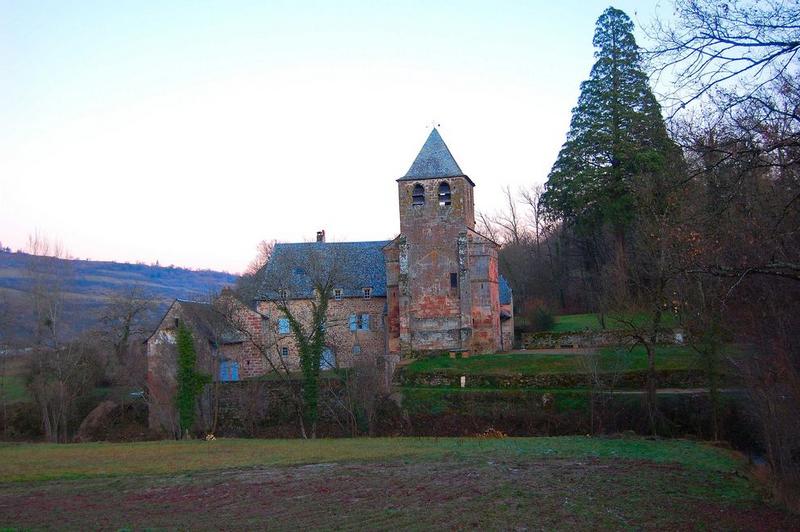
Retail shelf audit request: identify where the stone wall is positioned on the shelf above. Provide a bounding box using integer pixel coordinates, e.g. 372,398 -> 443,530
397,368 -> 709,389
520,329 -> 686,349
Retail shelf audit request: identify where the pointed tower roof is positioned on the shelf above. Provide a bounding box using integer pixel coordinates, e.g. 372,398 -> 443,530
399,128 -> 473,185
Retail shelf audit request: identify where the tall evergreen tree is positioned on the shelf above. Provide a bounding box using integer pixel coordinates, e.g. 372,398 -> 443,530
542,7 -> 676,236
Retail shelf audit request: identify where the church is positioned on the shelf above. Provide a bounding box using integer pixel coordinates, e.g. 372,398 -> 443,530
258,128 -> 513,369
147,129 -> 513,399
146,128 -> 513,432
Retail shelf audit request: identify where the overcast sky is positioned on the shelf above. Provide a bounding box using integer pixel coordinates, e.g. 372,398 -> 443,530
0,1 -> 668,273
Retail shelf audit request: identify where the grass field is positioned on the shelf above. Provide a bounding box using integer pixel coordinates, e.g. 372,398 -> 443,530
0,437 -> 793,530
404,346 -> 700,376
549,312 -> 679,332
0,374 -> 27,403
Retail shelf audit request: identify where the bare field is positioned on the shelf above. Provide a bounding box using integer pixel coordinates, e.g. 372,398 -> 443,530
0,437 -> 795,530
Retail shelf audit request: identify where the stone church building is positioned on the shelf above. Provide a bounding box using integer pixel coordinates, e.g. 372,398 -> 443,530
146,129 -> 513,431
257,127 -> 513,369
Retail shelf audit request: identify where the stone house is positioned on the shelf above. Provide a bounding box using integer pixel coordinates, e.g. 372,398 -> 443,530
257,240 -> 389,372
145,297 -> 264,435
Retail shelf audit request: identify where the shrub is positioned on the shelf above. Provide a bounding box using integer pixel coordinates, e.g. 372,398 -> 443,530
531,307 -> 555,332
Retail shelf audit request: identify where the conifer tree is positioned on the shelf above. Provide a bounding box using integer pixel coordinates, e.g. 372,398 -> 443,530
542,7 -> 677,236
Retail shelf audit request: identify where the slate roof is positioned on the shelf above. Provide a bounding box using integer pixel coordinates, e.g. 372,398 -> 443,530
144,299 -> 245,345
176,300 -> 247,345
499,275 -> 513,306
399,128 -> 473,185
259,241 -> 390,300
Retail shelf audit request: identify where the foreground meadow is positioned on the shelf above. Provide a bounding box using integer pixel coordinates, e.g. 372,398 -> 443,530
0,437 -> 795,530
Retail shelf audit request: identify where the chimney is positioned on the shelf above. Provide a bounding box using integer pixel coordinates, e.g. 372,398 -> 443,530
316,230 -> 325,243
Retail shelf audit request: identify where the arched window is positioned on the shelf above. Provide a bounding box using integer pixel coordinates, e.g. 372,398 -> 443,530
412,184 -> 425,206
438,181 -> 451,206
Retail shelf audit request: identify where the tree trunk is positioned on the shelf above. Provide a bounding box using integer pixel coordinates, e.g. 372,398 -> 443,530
645,343 -> 658,436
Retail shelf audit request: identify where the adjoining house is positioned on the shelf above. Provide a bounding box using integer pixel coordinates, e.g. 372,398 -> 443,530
145,297 -> 264,435
256,239 -> 390,372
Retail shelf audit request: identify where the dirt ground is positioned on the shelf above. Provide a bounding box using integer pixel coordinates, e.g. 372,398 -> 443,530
0,456 -> 796,530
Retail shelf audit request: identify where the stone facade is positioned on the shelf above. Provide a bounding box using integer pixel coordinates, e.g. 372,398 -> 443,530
256,296 -> 386,371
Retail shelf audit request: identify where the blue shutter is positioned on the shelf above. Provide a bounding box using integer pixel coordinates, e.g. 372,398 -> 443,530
220,361 -> 233,382
349,314 -> 357,331
278,318 -> 289,334
230,362 -> 239,381
361,313 -> 370,330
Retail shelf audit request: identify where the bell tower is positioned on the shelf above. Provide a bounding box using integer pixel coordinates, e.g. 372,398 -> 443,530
387,128 -> 480,355
397,128 -> 475,234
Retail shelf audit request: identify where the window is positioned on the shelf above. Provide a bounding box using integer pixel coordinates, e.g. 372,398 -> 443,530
362,287 -> 372,300
438,182 -> 451,206
278,289 -> 288,300
348,313 -> 370,331
333,288 -> 343,301
278,318 -> 290,334
320,347 -> 335,370
352,344 -> 361,355
412,184 -> 425,206
174,317 -> 180,328
450,272 -> 458,288
281,346 -> 289,357
219,360 -> 239,382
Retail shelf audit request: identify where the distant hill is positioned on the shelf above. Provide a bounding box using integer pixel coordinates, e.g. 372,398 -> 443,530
0,250 -> 238,343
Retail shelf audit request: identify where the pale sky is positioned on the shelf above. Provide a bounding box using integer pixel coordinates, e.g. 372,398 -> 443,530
0,1 -> 667,273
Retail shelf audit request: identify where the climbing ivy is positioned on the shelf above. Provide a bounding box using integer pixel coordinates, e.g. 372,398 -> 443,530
175,323 -> 210,436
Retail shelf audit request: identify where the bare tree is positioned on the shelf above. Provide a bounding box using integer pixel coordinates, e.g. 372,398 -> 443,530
0,291 -> 11,439
236,240 -> 277,303
245,239 -> 276,276
25,233 -> 69,349
323,356 -> 384,437
494,186 -> 525,245
21,233 -> 96,442
96,285 -> 157,385
650,0 -> 800,117
579,348 -> 628,435
476,211 -> 500,243
520,184 -> 546,253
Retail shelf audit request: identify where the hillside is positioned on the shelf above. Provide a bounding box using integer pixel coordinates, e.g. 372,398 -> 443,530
0,250 -> 238,342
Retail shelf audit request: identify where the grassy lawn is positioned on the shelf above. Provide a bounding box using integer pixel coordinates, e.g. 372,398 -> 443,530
404,346 -> 700,376
549,312 -> 679,332
0,436 -> 741,482
0,437 -> 792,529
0,374 -> 28,403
